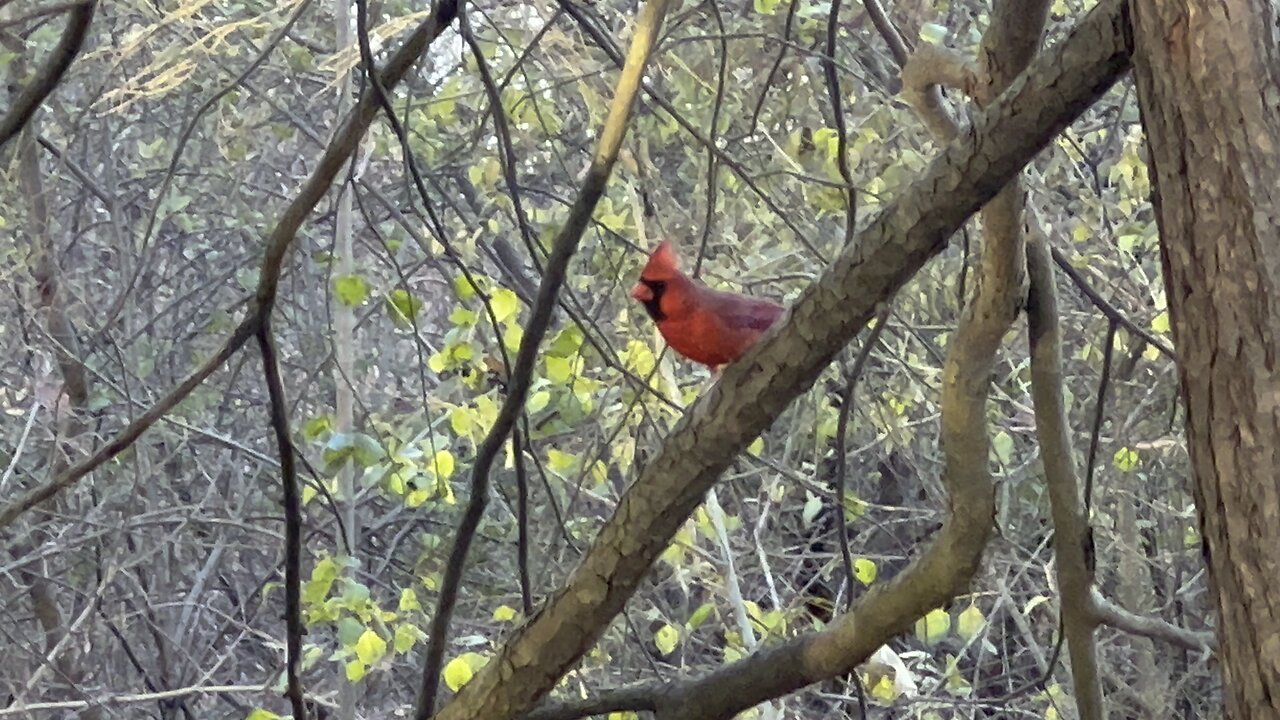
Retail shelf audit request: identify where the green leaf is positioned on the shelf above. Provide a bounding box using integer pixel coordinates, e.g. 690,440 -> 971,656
919,22 -> 948,45
527,390 -> 550,414
914,608 -> 951,645
342,580 -> 371,605
1113,447 -> 1140,472
334,275 -> 370,307
138,136 -> 166,159
386,288 -> 422,329
654,623 -> 680,655
992,430 -> 1015,465
491,288 -> 520,322
394,623 -> 420,653
853,558 -> 877,586
956,605 -> 986,641
687,603 -> 714,629
546,355 -> 573,384
399,588 -> 421,612
337,617 -> 364,646
303,415 -> 333,441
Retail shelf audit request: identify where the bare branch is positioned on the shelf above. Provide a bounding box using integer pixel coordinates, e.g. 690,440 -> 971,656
1050,245 -> 1176,359
0,0 -> 94,149
1027,232 -> 1106,718
256,322 -> 307,720
1088,589 -> 1216,653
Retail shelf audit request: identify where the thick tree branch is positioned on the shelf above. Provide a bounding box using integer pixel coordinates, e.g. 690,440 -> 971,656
440,3 -> 1132,720
1027,232 -> 1106,718
901,43 -> 978,135
1087,589 -> 1216,653
0,0 -> 94,149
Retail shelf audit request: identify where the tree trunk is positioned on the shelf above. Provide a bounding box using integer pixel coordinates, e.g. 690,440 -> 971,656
1130,2 -> 1280,717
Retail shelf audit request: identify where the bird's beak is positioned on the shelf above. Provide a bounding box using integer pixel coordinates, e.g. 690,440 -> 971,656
630,283 -> 652,303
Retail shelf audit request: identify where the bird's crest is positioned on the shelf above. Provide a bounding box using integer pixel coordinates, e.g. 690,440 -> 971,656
642,240 -> 680,278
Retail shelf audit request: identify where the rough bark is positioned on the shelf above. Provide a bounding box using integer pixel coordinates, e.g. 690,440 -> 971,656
1131,1 -> 1280,717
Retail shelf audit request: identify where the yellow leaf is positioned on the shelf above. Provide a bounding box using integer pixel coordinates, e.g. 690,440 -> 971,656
870,674 -> 897,702
504,323 -> 524,352
915,608 -> 951,645
246,710 -> 281,720
443,656 -> 473,692
345,658 -> 366,682
449,406 -> 473,437
654,623 -> 680,655
432,449 -> 456,479
546,355 -> 572,383
1113,447 -> 1140,472
491,288 -> 520,322
956,605 -> 986,641
355,629 -> 387,665
747,437 -> 764,456
302,485 -> 317,506
406,488 -> 430,507
399,588 -> 421,612
493,604 -> 519,622
527,390 -> 550,414
853,558 -> 877,586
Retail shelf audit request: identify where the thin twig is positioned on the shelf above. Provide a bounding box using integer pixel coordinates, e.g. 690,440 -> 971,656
256,322 -> 306,720
822,0 -> 857,246
1083,319 -> 1117,509
833,305 -> 890,609
1050,245 -> 1175,359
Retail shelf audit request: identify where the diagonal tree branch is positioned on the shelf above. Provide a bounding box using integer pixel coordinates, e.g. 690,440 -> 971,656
435,3 -> 1133,720
0,0 -> 94,149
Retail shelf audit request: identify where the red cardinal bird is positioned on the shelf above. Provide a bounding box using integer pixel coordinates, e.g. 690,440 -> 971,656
630,241 -> 784,373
